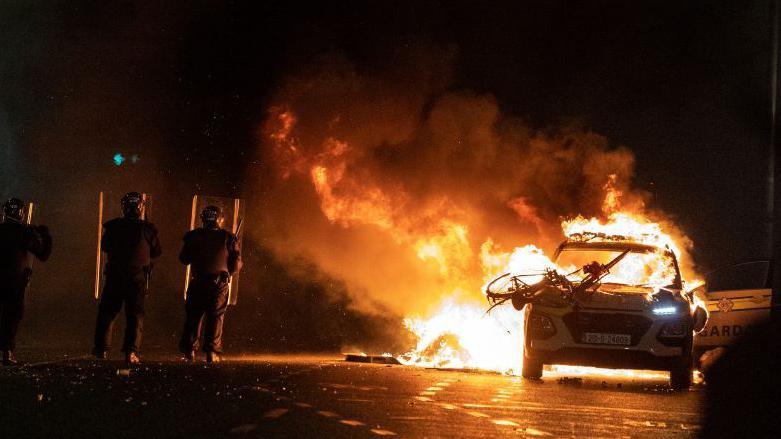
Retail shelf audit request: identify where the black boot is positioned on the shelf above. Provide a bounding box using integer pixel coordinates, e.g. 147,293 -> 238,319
92,349 -> 108,360
2,350 -> 18,366
182,350 -> 196,361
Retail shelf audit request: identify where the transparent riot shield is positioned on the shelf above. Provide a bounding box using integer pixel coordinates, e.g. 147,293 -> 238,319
94,191 -> 152,300
24,201 -> 34,225
17,202 -> 37,275
183,195 -> 243,306
18,201 -> 38,292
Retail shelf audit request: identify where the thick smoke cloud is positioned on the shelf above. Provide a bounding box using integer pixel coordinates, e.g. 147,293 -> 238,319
253,45 -> 677,318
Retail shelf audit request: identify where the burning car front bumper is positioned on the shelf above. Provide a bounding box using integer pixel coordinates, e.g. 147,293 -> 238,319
524,306 -> 691,371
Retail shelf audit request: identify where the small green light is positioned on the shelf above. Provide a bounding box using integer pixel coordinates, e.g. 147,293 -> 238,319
113,153 -> 125,166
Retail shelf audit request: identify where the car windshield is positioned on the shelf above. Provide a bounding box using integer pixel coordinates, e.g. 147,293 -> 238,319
555,247 -> 677,292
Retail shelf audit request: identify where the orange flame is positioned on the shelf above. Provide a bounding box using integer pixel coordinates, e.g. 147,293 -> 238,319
266,108 -> 700,376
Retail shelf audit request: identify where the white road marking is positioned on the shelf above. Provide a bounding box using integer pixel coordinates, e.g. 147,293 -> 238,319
525,427 -> 552,436
22,355 -> 92,368
491,398 -> 520,404
370,428 -> 398,436
679,424 -> 701,431
466,411 -> 489,418
623,420 -> 668,428
492,420 -> 520,427
318,383 -> 388,391
262,408 -> 289,419
229,424 -> 258,434
317,411 -> 340,418
414,396 -> 433,402
293,402 -> 312,408
438,403 -> 458,410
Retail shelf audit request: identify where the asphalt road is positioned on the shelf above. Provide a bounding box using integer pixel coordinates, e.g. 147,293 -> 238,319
0,354 -> 704,438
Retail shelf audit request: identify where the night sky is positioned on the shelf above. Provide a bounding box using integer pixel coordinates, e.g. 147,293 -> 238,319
0,1 -> 775,349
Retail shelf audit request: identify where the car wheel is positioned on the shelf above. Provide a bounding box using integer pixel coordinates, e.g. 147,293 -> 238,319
522,357 -> 543,379
670,338 -> 694,390
670,361 -> 692,390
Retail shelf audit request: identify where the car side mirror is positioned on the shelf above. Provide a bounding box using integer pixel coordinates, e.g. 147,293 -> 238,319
692,307 -> 708,333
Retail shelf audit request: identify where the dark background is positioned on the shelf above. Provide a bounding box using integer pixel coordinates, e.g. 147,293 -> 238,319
0,0 -> 773,353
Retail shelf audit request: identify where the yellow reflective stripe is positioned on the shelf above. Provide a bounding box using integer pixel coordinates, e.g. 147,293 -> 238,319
706,297 -> 772,312
706,289 -> 771,299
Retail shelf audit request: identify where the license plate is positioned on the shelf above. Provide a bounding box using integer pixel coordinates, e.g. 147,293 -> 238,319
582,333 -> 631,345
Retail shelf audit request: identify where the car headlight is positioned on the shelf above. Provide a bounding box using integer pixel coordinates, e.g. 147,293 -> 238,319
652,306 -> 678,316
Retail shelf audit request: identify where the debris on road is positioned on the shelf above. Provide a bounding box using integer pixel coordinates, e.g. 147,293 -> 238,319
344,354 -> 401,365
557,377 -> 582,386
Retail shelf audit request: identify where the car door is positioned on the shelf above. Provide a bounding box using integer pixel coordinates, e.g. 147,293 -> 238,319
694,260 -> 774,352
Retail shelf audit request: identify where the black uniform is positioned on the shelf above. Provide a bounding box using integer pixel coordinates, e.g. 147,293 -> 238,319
0,222 -> 52,351
93,217 -> 161,355
178,227 -> 241,354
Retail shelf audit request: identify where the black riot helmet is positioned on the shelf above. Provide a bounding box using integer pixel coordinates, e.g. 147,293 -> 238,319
2,198 -> 25,223
121,192 -> 144,219
200,205 -> 224,229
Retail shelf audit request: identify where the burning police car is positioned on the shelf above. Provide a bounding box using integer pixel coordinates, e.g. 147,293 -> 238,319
486,234 -> 707,389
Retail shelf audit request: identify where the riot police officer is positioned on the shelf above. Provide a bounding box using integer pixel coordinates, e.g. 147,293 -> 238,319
93,192 -> 161,364
0,198 -> 52,365
179,205 -> 241,363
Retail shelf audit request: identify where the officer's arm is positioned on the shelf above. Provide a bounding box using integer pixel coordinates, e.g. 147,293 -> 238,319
227,234 -> 242,276
26,225 -> 53,262
146,223 -> 162,259
179,233 -> 194,265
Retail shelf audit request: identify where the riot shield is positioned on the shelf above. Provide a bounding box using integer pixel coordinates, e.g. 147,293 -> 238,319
94,191 -> 152,300
24,201 -> 34,225
183,195 -> 243,306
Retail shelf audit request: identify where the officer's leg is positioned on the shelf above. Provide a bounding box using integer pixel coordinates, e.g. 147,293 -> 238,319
0,276 -> 27,352
0,291 -> 8,351
93,282 -> 123,353
179,282 -> 206,354
122,275 -> 146,354
203,281 -> 229,353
